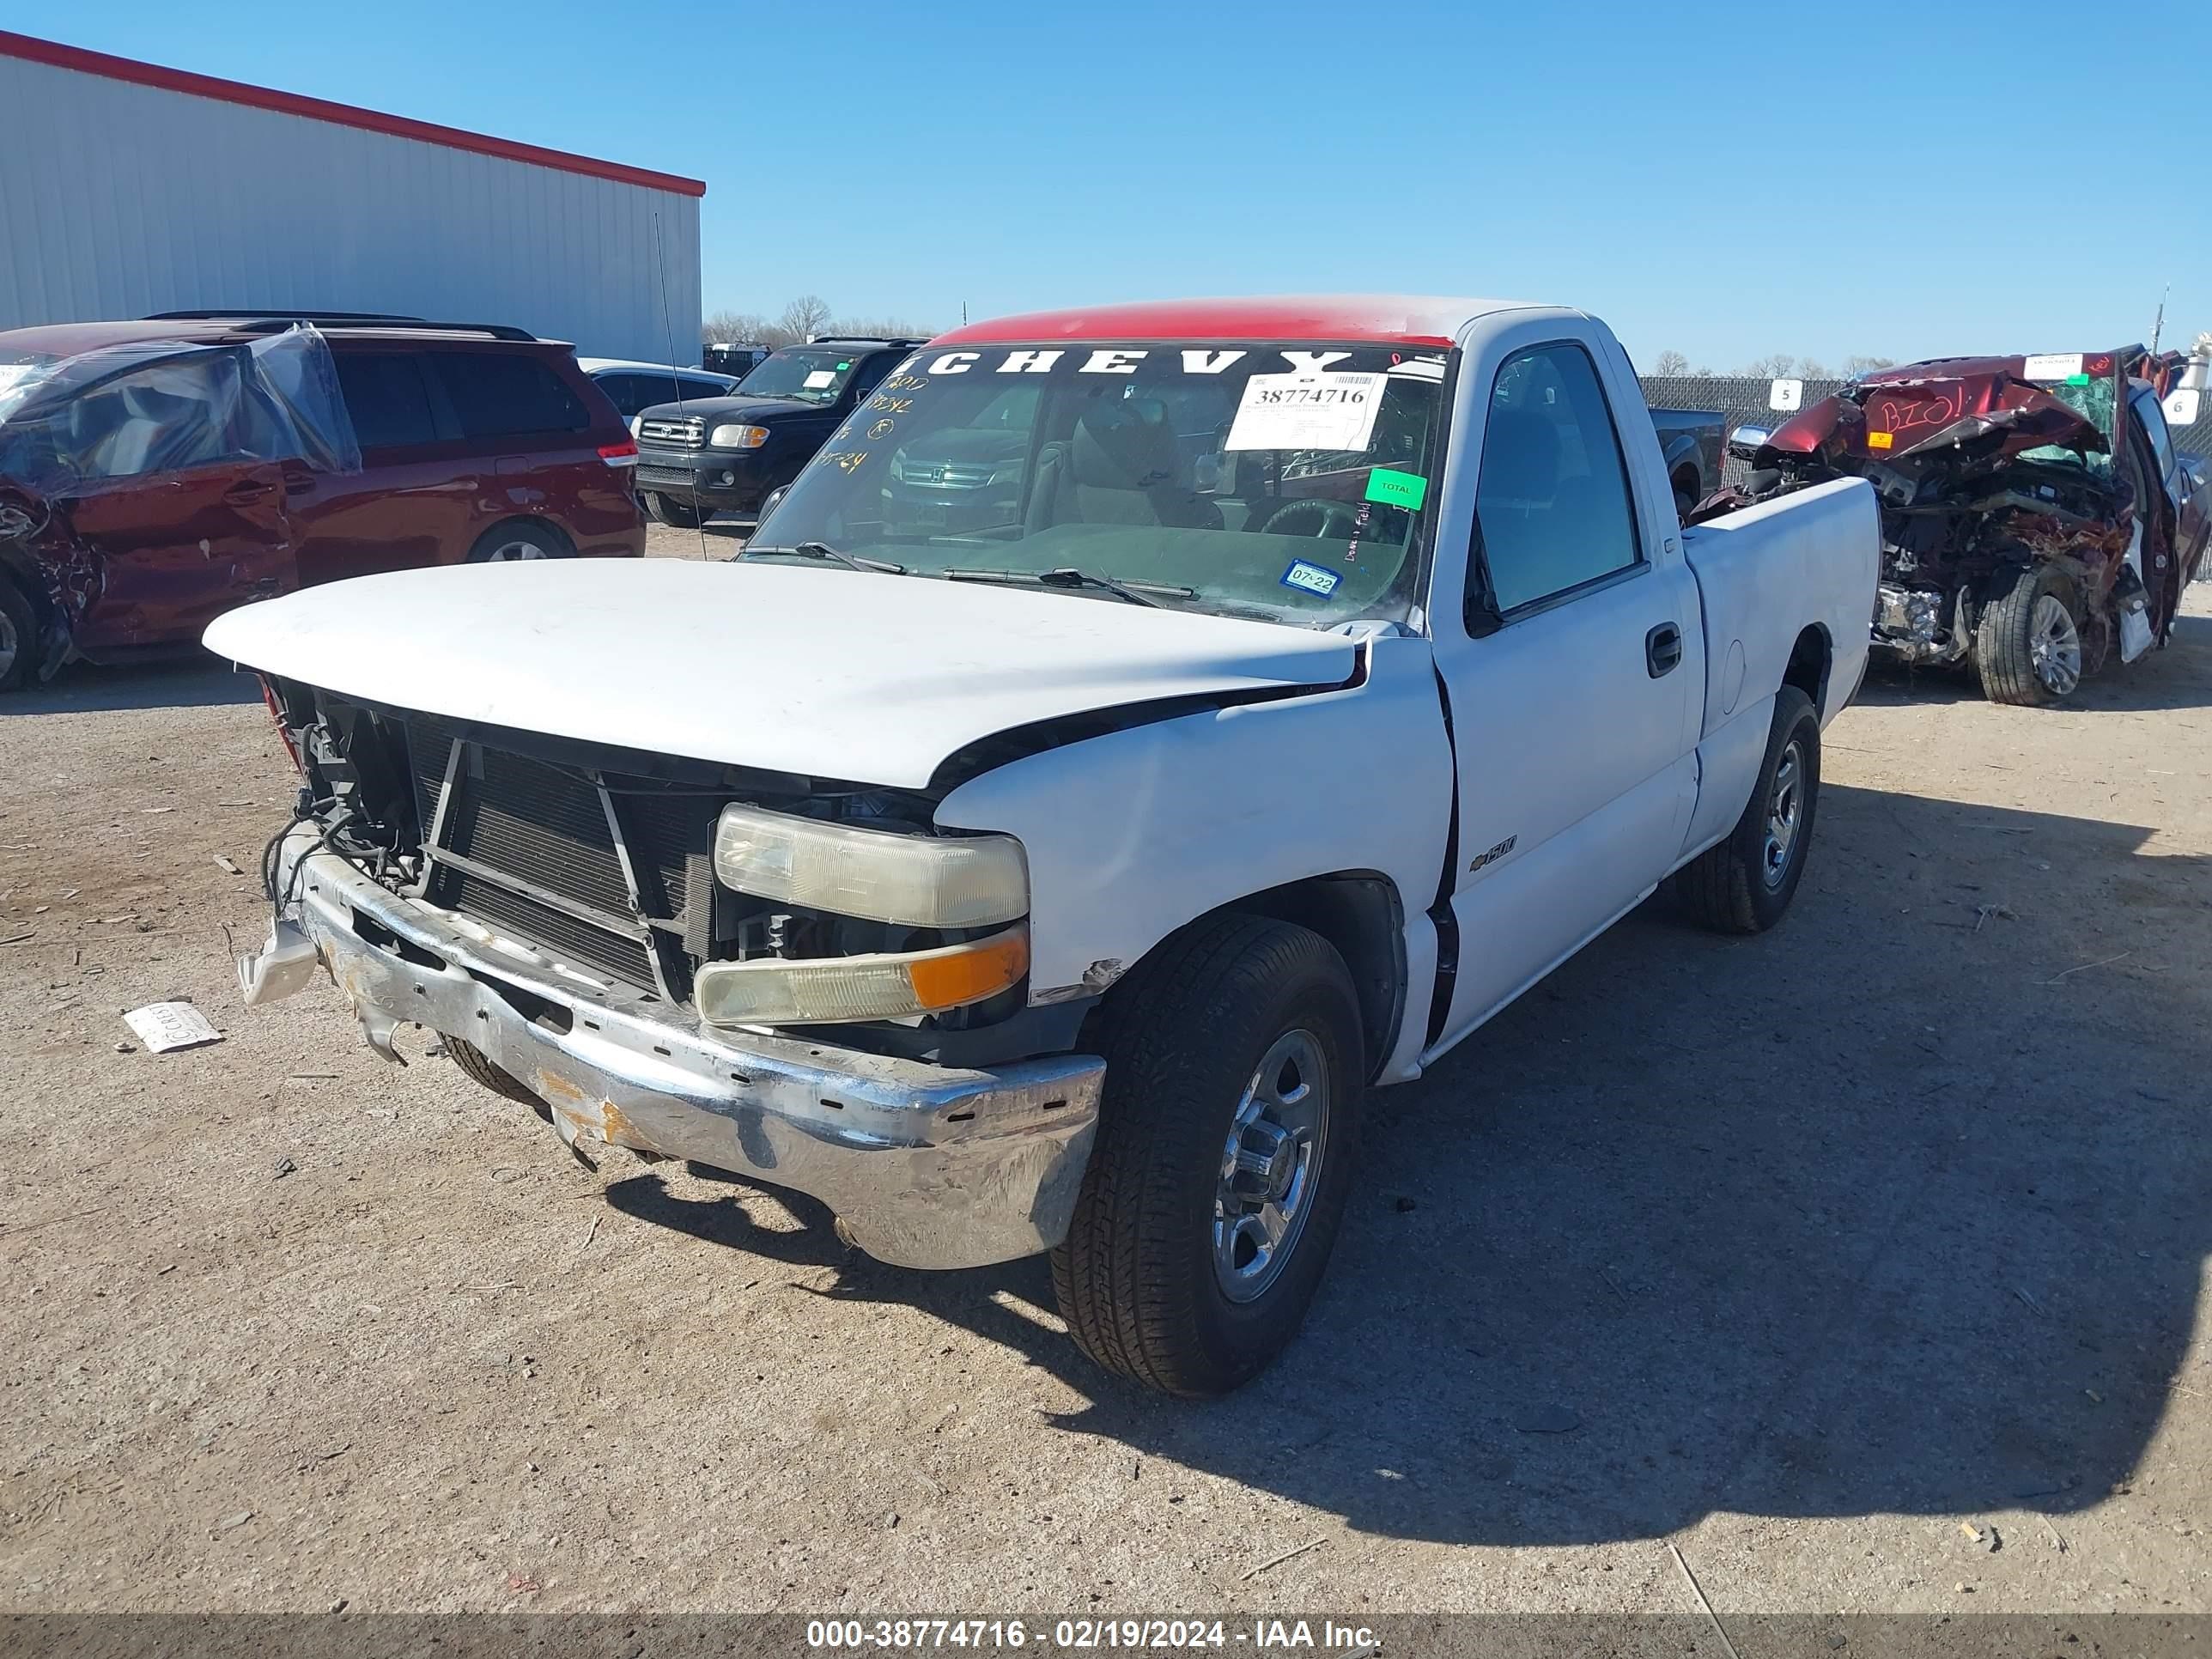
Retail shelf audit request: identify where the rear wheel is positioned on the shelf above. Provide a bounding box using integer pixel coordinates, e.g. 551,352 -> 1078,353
1673,685 -> 1820,934
0,578 -> 33,693
1975,562 -> 2081,706
1051,914 -> 1363,1397
648,493 -> 708,529
465,521 -> 572,563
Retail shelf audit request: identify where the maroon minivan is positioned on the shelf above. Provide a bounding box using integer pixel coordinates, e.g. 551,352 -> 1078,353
0,312 -> 644,690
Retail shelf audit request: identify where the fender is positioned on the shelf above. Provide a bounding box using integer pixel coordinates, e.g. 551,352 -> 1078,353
934,633 -> 1454,1081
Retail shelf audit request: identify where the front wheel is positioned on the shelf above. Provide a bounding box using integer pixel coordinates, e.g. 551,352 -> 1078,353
0,577 -> 35,694
1051,914 -> 1364,1397
1975,562 -> 2081,706
1672,684 -> 1820,934
647,493 -> 708,529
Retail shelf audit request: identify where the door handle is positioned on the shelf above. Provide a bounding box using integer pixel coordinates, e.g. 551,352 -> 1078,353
1646,622 -> 1683,678
223,480 -> 275,505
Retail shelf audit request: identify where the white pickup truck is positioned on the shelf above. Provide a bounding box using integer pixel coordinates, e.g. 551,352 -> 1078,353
210,296 -> 1878,1395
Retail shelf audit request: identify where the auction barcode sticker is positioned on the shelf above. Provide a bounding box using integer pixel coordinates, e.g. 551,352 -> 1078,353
2021,353 -> 2085,382
1226,371 -> 1384,453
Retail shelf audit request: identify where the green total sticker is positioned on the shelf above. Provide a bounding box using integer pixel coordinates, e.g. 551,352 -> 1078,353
1365,467 -> 1429,511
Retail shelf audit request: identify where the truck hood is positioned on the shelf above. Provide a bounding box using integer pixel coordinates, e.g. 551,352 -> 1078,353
203,559 -> 1360,790
635,393 -> 819,425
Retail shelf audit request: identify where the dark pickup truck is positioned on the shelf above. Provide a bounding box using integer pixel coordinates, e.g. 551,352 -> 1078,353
632,337 -> 923,527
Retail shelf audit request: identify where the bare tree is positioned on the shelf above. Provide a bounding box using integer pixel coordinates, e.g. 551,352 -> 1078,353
1650,349 -> 1692,376
776,295 -> 835,343
1797,359 -> 1832,380
1739,353 -> 1799,380
1844,354 -> 1897,375
702,308 -> 768,344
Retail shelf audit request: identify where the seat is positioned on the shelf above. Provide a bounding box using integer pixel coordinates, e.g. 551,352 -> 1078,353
1027,397 -> 1220,531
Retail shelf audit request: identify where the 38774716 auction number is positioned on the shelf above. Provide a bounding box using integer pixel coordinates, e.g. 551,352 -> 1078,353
807,1620 -> 1031,1649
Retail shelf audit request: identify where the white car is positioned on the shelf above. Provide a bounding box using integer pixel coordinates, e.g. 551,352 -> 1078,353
576,357 -> 738,421
211,295 -> 1878,1395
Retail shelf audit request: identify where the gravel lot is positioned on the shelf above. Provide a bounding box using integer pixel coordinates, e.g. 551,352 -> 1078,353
3,548 -> 2209,1616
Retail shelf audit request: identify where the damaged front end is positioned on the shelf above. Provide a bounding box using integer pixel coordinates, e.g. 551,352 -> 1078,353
235,678 -> 1103,1269
1726,354 -> 2148,678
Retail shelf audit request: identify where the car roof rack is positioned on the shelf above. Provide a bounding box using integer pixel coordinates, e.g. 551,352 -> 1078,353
803,336 -> 927,349
146,309 -> 538,342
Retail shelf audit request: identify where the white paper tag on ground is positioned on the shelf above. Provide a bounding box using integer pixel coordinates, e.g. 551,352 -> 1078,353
2021,353 -> 2084,381
1226,371 -> 1384,453
124,1000 -> 223,1053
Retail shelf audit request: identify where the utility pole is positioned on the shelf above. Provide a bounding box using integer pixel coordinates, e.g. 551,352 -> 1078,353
2152,283 -> 2170,354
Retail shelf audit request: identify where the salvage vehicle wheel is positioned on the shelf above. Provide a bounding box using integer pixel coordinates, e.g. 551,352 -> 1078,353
0,578 -> 33,693
466,521 -> 573,563
648,492 -> 708,529
1673,684 -> 1820,935
1976,563 -> 2081,706
447,1035 -> 549,1116
1051,914 -> 1363,1397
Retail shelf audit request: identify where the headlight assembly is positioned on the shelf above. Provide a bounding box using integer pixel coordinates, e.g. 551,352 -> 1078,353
713,805 -> 1027,928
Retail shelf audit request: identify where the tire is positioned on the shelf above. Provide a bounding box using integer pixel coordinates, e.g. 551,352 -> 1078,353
0,577 -> 34,694
1673,684 -> 1820,935
1051,914 -> 1364,1397
465,520 -> 573,563
647,493 -> 708,529
1975,562 -> 2081,706
448,1036 -> 547,1115
1671,470 -> 1699,524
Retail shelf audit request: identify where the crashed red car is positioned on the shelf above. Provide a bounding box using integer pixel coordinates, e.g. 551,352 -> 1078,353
1717,348 -> 2209,705
0,316 -> 644,692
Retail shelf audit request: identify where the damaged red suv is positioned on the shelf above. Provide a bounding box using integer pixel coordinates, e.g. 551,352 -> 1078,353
0,313 -> 644,690
1725,348 -> 2209,705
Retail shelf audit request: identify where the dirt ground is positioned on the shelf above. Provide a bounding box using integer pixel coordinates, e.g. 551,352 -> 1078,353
3,553 -> 2209,1617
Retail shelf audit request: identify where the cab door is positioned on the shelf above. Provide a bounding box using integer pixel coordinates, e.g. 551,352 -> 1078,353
46,352 -> 297,653
1424,329 -> 1702,1054
60,460 -> 294,652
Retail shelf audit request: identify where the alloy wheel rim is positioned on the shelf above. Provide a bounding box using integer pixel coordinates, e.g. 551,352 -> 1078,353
1213,1028 -> 1331,1304
2029,593 -> 2081,696
485,539 -> 549,562
1762,742 -> 1803,890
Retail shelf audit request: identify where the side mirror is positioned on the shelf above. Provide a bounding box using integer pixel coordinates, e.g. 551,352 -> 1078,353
757,485 -> 788,525
1727,423 -> 1773,464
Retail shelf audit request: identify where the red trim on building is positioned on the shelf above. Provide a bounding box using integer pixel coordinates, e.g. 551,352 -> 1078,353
933,296 -> 1482,349
0,29 -> 706,198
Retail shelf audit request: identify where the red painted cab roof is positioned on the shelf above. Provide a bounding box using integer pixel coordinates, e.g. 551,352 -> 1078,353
931,295 -> 1529,349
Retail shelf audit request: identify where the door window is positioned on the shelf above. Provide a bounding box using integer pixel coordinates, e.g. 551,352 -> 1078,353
1472,342 -> 1643,617
64,357 -> 240,483
2134,390 -> 2178,487
433,352 -> 591,439
334,351 -> 444,448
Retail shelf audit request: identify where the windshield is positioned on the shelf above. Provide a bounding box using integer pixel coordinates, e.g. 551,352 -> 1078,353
748,340 -> 1448,629
2024,369 -> 2120,477
736,347 -> 870,406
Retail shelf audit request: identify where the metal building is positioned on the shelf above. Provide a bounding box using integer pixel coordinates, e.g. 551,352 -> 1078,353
0,31 -> 704,362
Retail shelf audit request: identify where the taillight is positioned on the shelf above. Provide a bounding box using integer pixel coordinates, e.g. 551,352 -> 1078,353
260,678 -> 303,775
598,440 -> 639,468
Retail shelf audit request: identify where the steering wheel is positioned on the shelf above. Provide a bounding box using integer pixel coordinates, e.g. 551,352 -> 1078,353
1258,498 -> 1362,539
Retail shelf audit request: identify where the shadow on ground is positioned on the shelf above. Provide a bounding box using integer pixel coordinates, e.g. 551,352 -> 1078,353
606,783 -> 2210,1548
0,653 -> 261,715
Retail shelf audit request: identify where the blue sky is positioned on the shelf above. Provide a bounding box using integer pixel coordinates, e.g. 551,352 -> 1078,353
9,0 -> 2208,368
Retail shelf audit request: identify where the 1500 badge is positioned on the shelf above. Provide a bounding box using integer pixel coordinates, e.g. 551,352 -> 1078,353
1468,834 -> 1516,873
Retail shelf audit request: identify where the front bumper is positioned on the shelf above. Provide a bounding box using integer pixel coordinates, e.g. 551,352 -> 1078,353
634,448 -> 773,511
272,830 -> 1103,1269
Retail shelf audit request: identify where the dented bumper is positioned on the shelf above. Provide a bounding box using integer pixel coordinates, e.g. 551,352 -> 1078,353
273,832 -> 1103,1269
